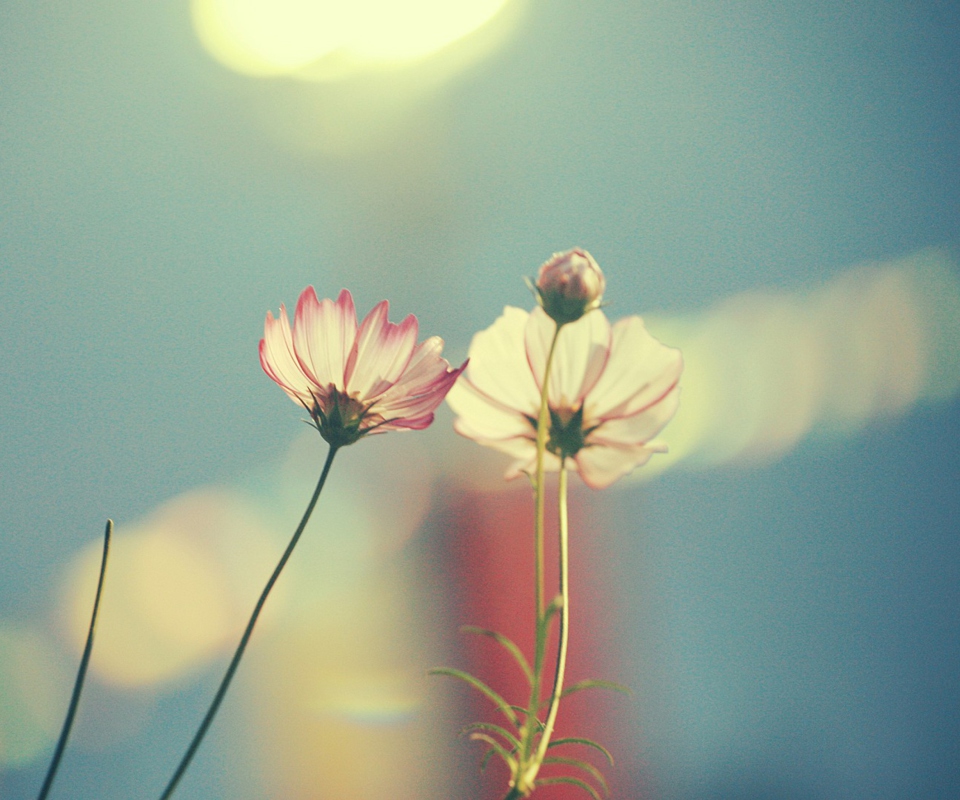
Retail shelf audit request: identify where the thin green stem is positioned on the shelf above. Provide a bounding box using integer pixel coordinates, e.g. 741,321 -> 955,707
533,326 -> 561,623
158,445 -> 340,800
531,461 -> 571,773
524,324 -> 562,766
36,520 -> 113,800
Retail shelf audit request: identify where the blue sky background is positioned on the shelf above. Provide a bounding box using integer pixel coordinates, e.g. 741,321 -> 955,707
1,1 -> 958,798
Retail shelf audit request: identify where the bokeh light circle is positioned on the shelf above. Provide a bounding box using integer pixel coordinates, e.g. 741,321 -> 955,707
191,0 -> 511,78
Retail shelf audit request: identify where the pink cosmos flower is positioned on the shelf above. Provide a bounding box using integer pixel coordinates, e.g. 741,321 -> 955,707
446,306 -> 683,489
260,288 -> 467,447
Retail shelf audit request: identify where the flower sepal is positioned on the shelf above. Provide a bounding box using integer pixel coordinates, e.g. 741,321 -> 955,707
309,387 -> 371,448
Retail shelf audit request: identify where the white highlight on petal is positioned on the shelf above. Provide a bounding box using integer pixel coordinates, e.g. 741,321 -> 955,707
545,309 -> 612,409
462,306 -> 540,416
575,441 -> 662,489
587,316 -> 682,421
447,378 -> 532,441
260,305 -> 316,407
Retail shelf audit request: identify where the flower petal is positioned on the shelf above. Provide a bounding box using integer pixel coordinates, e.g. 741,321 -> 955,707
293,287 -> 358,391
462,307 -> 541,417
346,301 -> 418,399
448,429 -> 561,481
379,368 -> 464,430
259,306 -> 317,406
524,308 -> 612,409
551,310 -> 612,407
573,441 -> 666,489
376,336 -> 467,416
588,383 -> 681,445
446,376 -> 533,441
375,337 -> 466,423
504,446 -> 562,480
379,337 -> 453,402
522,305 -> 556,390
585,315 -> 683,422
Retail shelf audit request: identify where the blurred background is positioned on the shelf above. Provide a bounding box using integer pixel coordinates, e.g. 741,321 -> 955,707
1,1 -> 959,798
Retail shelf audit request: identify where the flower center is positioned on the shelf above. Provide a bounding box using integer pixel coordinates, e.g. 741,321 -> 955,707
312,386 -> 372,447
548,405 -> 588,458
525,405 -> 589,459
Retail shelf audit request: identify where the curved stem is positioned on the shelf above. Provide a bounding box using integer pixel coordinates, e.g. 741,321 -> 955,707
158,445 -> 340,800
36,520 -> 113,800
532,461 -> 571,771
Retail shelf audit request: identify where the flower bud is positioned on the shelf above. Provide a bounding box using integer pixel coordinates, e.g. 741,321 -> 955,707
534,248 -> 606,325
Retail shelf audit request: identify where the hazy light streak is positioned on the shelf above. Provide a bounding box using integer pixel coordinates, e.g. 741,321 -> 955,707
642,248 -> 960,473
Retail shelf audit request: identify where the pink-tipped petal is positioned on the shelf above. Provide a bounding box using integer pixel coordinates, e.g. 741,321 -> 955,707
373,335 -> 446,405
264,287 -> 462,442
346,301 -> 418,399
293,287 -> 357,391
380,412 -> 436,431
259,306 -> 317,406
375,336 -> 466,424
378,365 -> 463,424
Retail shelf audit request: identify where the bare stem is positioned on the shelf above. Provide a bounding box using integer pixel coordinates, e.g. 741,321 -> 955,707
532,462 -> 571,771
158,444 -> 339,800
533,326 -> 561,624
36,519 -> 113,800
524,324 -> 562,766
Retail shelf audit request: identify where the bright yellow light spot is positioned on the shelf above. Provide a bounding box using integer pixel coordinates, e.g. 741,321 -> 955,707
61,490 -> 279,687
64,529 -> 233,686
191,0 -> 511,78
348,0 -> 509,61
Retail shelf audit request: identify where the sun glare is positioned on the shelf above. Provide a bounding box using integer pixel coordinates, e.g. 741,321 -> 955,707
191,0 -> 511,78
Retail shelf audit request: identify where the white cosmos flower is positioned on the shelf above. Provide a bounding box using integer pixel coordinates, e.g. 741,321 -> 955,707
446,306 -> 683,489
